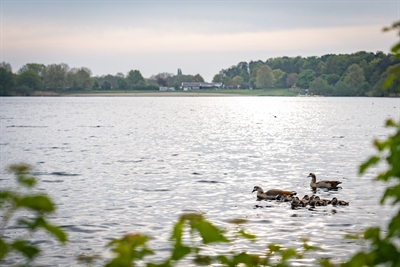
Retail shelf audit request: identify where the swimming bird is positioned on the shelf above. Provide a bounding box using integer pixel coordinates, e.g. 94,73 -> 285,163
276,193 -> 294,202
330,197 -> 349,206
307,173 -> 342,189
252,186 -> 296,200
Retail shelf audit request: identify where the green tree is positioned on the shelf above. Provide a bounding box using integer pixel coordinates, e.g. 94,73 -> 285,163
44,63 -> 69,90
333,81 -> 355,96
326,73 -> 340,85
272,69 -> 286,88
296,69 -> 315,89
126,70 -> 145,89
344,63 -> 365,91
117,78 -> 128,90
232,75 -> 244,88
309,77 -> 333,95
18,63 -> 46,81
102,80 -> 112,90
212,74 -> 223,83
255,65 -> 274,89
322,54 -> 348,76
0,67 -> 15,96
193,74 -> 204,82
17,70 -> 42,90
68,67 -> 93,90
0,61 -> 12,72
286,73 -> 298,88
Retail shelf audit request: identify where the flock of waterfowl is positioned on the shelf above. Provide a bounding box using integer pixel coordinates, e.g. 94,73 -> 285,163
252,173 -> 349,209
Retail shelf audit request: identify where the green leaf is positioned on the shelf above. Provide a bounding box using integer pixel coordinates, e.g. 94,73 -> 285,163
11,240 -> 40,260
170,219 -> 184,243
42,223 -> 68,243
226,218 -> 248,224
0,238 -> 9,260
359,156 -> 380,174
363,227 -> 381,243
193,255 -> 213,265
171,243 -> 191,261
233,252 -> 260,266
281,248 -> 298,261
17,176 -> 37,188
8,164 -> 31,174
238,229 -> 256,241
17,195 -> 55,213
194,220 -> 229,244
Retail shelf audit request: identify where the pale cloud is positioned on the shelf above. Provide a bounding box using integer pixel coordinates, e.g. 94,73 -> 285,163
2,0 -> 398,80
4,24 -> 395,55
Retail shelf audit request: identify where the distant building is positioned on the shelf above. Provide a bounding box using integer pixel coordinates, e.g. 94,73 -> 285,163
181,82 -> 223,90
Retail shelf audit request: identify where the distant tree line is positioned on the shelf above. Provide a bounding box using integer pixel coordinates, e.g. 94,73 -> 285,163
0,50 -> 399,96
212,51 -> 400,96
0,62 -> 205,96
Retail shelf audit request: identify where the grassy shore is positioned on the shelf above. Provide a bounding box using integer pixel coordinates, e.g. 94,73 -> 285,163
58,88 -> 298,97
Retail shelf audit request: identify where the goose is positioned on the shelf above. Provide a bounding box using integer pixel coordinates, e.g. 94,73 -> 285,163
308,195 -> 326,207
291,196 -> 301,208
291,196 -> 308,208
331,197 -> 349,206
252,186 -> 296,200
307,173 -> 342,189
276,193 -> 295,202
300,195 -> 310,206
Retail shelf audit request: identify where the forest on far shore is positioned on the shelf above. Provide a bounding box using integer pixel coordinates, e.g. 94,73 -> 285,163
0,50 -> 399,97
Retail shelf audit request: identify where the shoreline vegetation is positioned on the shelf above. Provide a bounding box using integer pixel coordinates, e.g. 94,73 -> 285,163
27,89 -> 323,97
27,89 -> 400,97
1,49 -> 399,98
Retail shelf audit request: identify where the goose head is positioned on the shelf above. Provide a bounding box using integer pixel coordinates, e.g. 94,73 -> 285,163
308,173 -> 316,180
331,197 -> 338,205
252,186 -> 263,193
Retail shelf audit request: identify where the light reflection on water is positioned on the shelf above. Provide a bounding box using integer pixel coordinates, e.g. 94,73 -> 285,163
0,96 -> 399,266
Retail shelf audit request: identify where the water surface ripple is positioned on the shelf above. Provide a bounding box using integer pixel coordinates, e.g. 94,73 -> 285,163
1,97 -> 399,266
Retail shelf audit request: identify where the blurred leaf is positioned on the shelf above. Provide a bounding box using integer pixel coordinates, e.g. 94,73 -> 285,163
238,229 -> 256,241
11,240 -> 40,260
233,252 -> 260,266
76,254 -> 102,265
17,195 -> 55,212
147,261 -> 173,267
42,222 -> 68,243
268,244 -> 281,253
171,243 -> 191,261
281,248 -> 298,261
0,238 -> 8,260
193,255 -> 213,265
193,220 -> 229,244
8,164 -> 31,174
170,219 -> 184,243
226,218 -> 248,224
217,255 -> 230,266
383,75 -> 395,89
387,211 -> 400,238
318,259 -> 334,267
359,156 -> 380,174
17,176 -> 37,188
0,191 -> 11,200
364,227 -> 381,244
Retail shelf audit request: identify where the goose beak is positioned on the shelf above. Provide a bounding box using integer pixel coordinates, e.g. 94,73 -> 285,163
252,189 -> 256,193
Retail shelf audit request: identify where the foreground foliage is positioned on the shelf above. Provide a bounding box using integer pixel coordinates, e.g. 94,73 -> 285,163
0,164 -> 67,265
1,19 -> 400,267
2,117 -> 400,266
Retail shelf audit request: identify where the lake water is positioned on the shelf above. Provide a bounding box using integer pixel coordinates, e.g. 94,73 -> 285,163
1,96 -> 399,266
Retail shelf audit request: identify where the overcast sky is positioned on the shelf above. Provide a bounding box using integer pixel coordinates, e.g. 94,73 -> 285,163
1,0 -> 399,81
